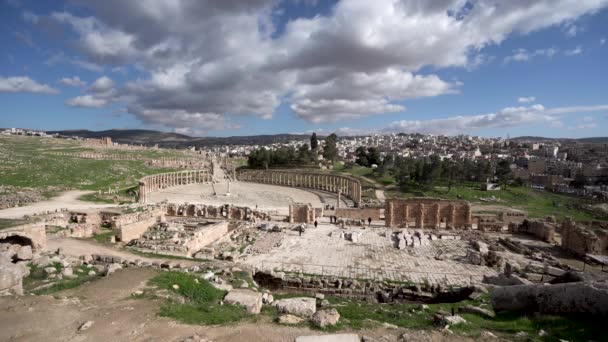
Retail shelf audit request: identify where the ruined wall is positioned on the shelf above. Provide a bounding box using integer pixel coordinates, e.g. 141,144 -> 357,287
335,207 -> 383,221
183,221 -> 229,256
138,169 -> 212,203
509,219 -> 556,242
385,198 -> 472,229
289,203 -> 315,223
166,203 -> 271,222
499,211 -> 527,226
117,208 -> 164,242
237,169 -> 362,207
561,219 -> 608,257
0,223 -> 47,252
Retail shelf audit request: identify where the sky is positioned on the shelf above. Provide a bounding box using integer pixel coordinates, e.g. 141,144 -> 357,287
1,0 -> 607,138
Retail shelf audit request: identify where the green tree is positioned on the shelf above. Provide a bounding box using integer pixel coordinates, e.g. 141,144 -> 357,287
355,146 -> 369,166
323,133 -> 338,162
496,160 -> 512,188
310,132 -> 319,150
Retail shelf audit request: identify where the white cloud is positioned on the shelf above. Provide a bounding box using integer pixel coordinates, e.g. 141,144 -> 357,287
58,76 -> 86,87
90,76 -> 113,93
504,48 -> 557,63
65,94 -> 107,108
0,76 -> 58,94
384,104 -> 608,135
565,45 -> 583,56
601,38 -> 606,45
37,0 -> 608,131
518,96 -> 536,103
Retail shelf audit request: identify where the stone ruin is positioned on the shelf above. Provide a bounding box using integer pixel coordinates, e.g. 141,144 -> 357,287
289,203 -> 316,224
385,198 -> 472,229
166,203 -> 270,222
509,218 -> 556,243
128,220 -> 229,257
560,219 -> 608,257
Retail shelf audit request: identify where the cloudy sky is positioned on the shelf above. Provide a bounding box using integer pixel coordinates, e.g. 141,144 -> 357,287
1,0 -> 607,137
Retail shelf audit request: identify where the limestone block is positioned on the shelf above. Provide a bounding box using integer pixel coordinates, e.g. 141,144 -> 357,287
223,289 -> 263,314
275,297 -> 317,318
311,309 -> 340,328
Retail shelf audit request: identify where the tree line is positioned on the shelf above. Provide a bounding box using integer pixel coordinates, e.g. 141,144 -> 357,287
247,133 -> 338,168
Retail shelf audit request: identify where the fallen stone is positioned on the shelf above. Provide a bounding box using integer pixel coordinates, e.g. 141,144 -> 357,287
211,283 -> 233,292
62,268 -> 73,277
79,320 -> 94,331
44,267 -> 57,275
440,315 -> 466,326
459,305 -> 495,318
0,262 -> 26,295
105,263 -> 122,276
278,314 -> 304,325
275,297 -> 317,318
224,289 -> 263,314
311,309 -> 340,328
295,334 -> 360,342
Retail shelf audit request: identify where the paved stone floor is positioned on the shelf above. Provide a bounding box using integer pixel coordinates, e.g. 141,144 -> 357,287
243,221 -> 499,286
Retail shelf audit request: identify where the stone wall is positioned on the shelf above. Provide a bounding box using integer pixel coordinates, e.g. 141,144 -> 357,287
237,169 -> 362,207
166,203 -> 271,222
0,222 -> 47,252
560,219 -> 608,257
385,198 -> 472,229
335,207 -> 383,221
117,208 -> 164,243
289,203 -> 315,224
138,169 -> 212,203
509,219 -> 556,242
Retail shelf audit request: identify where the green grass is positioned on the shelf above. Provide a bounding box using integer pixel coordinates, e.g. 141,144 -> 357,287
92,230 -> 118,244
23,263 -> 102,295
0,218 -> 30,229
0,135 -> 182,196
387,185 -> 602,221
150,271 -> 250,325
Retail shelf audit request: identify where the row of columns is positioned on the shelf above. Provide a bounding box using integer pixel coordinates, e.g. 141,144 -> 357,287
385,200 -> 472,228
238,170 -> 362,207
139,170 -> 211,203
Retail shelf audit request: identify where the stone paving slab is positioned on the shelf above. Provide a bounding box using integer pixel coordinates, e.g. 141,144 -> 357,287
244,224 -> 499,286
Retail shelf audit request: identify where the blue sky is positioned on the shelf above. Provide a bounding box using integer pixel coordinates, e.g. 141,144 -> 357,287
1,0 -> 607,138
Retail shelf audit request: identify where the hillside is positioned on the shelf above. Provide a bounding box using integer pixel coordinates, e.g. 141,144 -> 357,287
47,129 -> 311,148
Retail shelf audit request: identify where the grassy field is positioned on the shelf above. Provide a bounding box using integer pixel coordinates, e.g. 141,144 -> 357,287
386,184 -> 602,221
0,136 -> 183,201
332,163 -> 603,221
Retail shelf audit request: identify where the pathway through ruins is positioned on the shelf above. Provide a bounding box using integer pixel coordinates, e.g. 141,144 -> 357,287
0,190 -> 116,219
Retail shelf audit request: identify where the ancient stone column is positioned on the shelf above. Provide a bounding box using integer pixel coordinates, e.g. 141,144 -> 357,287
416,204 -> 425,228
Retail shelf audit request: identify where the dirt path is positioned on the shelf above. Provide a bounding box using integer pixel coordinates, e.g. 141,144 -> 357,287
0,190 -> 116,219
47,237 -> 201,266
0,268 -> 470,342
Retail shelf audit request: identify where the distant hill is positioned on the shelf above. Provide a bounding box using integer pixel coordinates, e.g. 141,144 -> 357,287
47,129 -> 311,148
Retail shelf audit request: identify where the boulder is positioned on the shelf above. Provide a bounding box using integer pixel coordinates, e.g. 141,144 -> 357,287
44,267 -> 57,275
278,314 -> 304,325
62,268 -> 74,277
262,292 -> 274,304
275,297 -> 317,318
211,283 -> 233,292
32,255 -> 51,267
295,334 -> 360,342
311,309 -> 340,328
474,241 -> 489,254
491,281 -> 608,315
223,289 -> 263,314
16,246 -> 33,261
105,263 -> 122,276
440,315 -> 466,326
